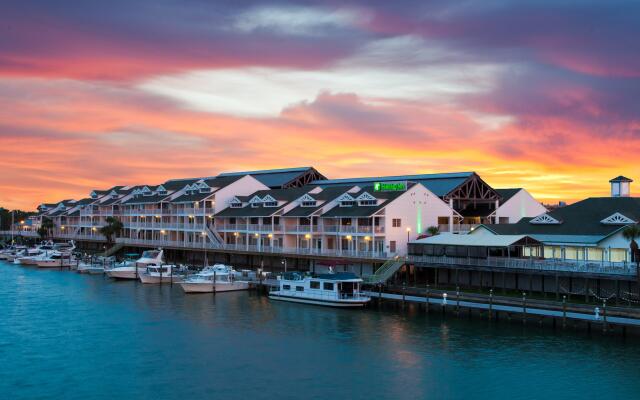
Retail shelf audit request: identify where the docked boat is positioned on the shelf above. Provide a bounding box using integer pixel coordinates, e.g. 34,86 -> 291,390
2,246 -> 28,262
269,272 -> 370,307
179,264 -> 249,293
139,264 -> 187,284
36,252 -> 77,268
17,242 -> 56,265
106,249 -> 163,280
77,262 -> 106,274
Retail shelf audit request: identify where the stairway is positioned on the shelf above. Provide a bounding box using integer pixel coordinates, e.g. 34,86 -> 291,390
363,257 -> 406,285
205,225 -> 224,247
102,242 -> 125,257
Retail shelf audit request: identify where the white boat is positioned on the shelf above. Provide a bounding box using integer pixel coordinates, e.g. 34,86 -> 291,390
106,249 -> 164,280
17,243 -> 57,266
139,264 -> 186,284
269,272 -> 370,307
77,262 -> 106,274
36,252 -> 77,268
179,264 -> 249,293
3,246 -> 28,262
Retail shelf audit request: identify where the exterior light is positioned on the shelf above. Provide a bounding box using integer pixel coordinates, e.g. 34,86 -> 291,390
188,215 -> 194,219
268,234 -> 273,238
201,231 -> 206,236
20,220 -> 25,224
254,233 -> 259,237
233,232 -> 239,237
155,215 -> 160,218
305,234 -> 311,239
346,235 -> 352,240
406,227 -> 411,232
160,230 -> 166,234
92,227 -> 97,232
364,236 -> 371,241
61,226 -> 65,230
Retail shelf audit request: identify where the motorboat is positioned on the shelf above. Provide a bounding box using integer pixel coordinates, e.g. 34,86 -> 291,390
36,252 -> 77,268
2,246 -> 28,262
106,249 -> 164,280
17,243 -> 57,265
138,264 -> 187,284
179,264 -> 249,293
269,272 -> 370,307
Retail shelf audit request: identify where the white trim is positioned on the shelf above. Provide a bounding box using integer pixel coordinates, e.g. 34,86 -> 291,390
530,214 -> 561,224
600,212 -> 636,225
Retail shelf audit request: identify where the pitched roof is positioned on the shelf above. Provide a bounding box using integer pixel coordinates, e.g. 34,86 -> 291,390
482,197 -> 640,241
122,193 -> 172,205
413,232 -> 541,247
283,186 -> 352,217
218,167 -> 325,189
311,172 -> 473,197
215,187 -> 311,217
320,184 -> 413,218
610,176 -> 633,183
495,188 -> 521,203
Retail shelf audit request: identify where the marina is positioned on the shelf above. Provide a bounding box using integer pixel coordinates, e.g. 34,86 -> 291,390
1,258 -> 640,400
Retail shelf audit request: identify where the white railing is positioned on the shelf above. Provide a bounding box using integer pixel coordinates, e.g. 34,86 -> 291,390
407,255 -> 638,276
438,224 -> 480,233
114,237 -> 394,260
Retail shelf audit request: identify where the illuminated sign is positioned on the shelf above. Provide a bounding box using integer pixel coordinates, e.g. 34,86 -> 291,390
373,181 -> 407,192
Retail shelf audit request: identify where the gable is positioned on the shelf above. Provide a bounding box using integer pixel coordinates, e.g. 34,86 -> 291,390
530,214 -> 561,224
601,212 -> 636,225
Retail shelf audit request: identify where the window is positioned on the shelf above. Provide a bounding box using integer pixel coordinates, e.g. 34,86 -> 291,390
359,200 -> 376,206
264,201 -> 278,207
310,281 -> 320,289
390,241 -> 396,253
498,217 -> 509,224
323,282 -> 334,291
392,218 -> 402,227
340,200 -> 356,207
302,201 -> 317,207
251,203 -> 259,208
283,284 -> 291,290
296,286 -> 304,292
230,202 -> 241,208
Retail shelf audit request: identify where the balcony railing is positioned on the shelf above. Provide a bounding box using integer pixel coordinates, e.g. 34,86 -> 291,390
438,224 -> 480,233
114,237 -> 394,260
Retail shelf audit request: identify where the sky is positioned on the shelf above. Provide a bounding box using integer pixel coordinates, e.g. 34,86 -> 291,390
0,0 -> 639,210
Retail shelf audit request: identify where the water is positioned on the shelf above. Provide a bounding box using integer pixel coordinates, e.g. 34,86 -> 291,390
1,261 -> 639,400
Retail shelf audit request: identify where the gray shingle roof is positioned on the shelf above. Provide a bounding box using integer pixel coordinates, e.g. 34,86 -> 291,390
320,184 -> 413,218
218,167 -> 323,189
311,172 -> 473,197
482,197 -> 640,240
495,188 -> 521,203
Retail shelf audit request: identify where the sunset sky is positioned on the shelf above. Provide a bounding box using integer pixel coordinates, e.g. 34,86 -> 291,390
1,0 -> 639,210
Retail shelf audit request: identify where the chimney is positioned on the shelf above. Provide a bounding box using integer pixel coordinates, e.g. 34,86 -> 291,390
610,176 -> 633,197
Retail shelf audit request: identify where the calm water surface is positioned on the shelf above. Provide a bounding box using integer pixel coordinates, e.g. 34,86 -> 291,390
1,260 -> 639,400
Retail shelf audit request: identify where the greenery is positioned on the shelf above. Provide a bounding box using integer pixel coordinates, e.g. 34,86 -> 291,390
426,226 -> 439,236
0,207 -> 35,230
37,218 -> 55,240
622,224 -> 640,265
99,217 -> 124,245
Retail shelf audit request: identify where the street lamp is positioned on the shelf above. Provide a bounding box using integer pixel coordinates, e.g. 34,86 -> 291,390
281,258 -> 287,272
406,227 -> 411,242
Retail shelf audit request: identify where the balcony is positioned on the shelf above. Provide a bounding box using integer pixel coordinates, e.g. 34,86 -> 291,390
438,224 -> 479,233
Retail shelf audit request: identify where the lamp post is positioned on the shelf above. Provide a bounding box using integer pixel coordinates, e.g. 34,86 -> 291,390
406,227 -> 411,242
281,258 -> 287,272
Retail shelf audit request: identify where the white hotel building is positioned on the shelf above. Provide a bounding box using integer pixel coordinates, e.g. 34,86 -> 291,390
19,167 -> 546,262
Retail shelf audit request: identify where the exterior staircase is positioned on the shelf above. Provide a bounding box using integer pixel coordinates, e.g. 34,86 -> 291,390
205,224 -> 224,246
363,257 -> 406,285
102,242 -> 125,257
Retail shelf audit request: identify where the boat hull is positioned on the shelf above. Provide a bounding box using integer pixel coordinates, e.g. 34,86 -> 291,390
139,274 -> 183,284
37,260 -> 74,268
180,281 -> 249,293
106,269 -> 139,279
268,293 -> 370,308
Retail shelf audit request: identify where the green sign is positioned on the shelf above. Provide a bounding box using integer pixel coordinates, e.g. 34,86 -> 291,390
374,181 -> 407,192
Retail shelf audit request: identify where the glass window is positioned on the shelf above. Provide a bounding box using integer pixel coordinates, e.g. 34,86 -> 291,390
392,218 -> 402,227
323,282 -> 334,291
310,281 -> 320,289
283,284 -> 290,290
296,286 -> 304,292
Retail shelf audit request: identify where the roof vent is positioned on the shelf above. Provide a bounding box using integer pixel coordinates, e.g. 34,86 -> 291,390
610,176 -> 632,197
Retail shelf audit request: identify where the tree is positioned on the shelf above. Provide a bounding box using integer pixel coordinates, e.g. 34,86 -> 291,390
99,216 -> 124,246
622,224 -> 640,286
426,226 -> 439,236
38,218 -> 55,240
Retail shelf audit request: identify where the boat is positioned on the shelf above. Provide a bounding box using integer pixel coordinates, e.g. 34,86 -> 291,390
2,246 -> 28,262
35,252 -> 77,268
179,264 -> 249,293
106,249 -> 163,280
17,242 -> 57,265
138,264 -> 187,284
77,262 -> 106,274
269,272 -> 370,307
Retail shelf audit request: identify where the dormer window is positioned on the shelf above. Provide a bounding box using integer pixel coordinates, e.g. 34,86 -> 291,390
264,201 -> 278,207
251,202 -> 260,208
230,203 -> 242,208
359,200 -> 376,206
340,201 -> 356,207
301,201 -> 317,207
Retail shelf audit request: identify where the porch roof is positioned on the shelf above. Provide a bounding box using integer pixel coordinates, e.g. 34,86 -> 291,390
412,232 -> 541,247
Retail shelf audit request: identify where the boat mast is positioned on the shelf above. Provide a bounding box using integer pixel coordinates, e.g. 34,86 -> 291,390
11,210 -> 14,244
